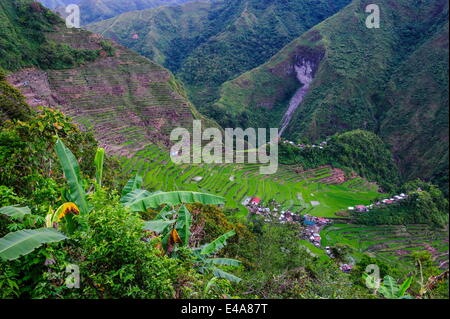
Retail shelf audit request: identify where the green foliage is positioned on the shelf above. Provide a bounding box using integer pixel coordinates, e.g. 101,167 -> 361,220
234,222 -> 371,298
0,0 -> 101,71
0,206 -> 31,220
38,41 -> 101,70
55,139 -> 89,215
128,191 -> 225,212
0,70 -> 31,121
120,173 -> 143,199
355,180 -> 449,228
86,0 -> 351,118
0,108 -> 97,208
280,130 -> 401,192
0,227 -> 67,261
377,276 -> 413,299
94,147 -> 105,188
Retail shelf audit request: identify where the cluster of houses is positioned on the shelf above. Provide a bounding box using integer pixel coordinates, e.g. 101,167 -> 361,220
339,264 -> 353,273
243,198 -> 355,273
281,138 -> 328,150
348,193 -> 408,213
301,215 -> 331,248
242,197 -> 301,223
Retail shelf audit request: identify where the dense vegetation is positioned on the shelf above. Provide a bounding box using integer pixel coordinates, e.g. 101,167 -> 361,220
0,0 -> 448,300
0,0 -> 106,71
354,180 -> 449,229
86,0 -> 351,116
213,0 -> 449,195
279,130 -> 400,192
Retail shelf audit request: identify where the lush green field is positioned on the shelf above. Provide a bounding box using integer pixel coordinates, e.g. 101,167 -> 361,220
120,145 -> 380,218
321,224 -> 449,271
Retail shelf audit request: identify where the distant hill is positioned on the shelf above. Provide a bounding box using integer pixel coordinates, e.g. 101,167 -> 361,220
86,0 -> 351,116
214,0 -> 449,193
1,0 -> 215,156
38,0 -> 198,25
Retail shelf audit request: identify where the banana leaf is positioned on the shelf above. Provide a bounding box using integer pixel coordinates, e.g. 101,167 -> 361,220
200,230 -> 235,256
204,258 -> 241,267
397,277 -> 413,298
121,189 -> 152,205
379,276 -> 399,298
0,206 -> 31,220
154,205 -> 174,220
129,191 -> 225,212
94,147 -> 105,188
212,267 -> 242,283
55,139 -> 89,215
143,220 -> 176,233
121,173 -> 143,199
176,205 -> 191,246
0,228 -> 67,261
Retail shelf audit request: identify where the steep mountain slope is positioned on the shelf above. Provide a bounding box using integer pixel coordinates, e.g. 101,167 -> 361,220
1,0 -> 213,157
39,0 -> 198,25
214,0 -> 449,192
86,0 -> 351,117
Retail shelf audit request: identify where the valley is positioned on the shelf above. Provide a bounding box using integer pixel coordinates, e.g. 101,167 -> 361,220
0,0 -> 448,300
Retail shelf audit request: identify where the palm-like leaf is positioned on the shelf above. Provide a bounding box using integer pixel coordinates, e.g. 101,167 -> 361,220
0,206 -> 31,220
212,267 -> 242,283
94,147 -> 105,188
121,173 -> 143,199
176,205 -> 191,246
0,228 -> 67,261
129,191 -> 225,212
379,276 -> 399,298
204,258 -> 241,267
143,220 -> 176,233
55,139 -> 89,215
121,189 -> 152,205
397,277 -> 413,298
200,230 -> 235,256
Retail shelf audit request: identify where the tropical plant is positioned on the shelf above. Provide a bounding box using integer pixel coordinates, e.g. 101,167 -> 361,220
1,139 -> 241,285
378,276 -> 414,299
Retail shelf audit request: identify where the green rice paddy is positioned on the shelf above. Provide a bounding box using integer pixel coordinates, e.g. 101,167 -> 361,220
120,144 -> 380,218
321,224 -> 449,271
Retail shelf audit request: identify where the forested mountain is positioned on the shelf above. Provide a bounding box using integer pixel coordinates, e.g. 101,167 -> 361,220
0,0 -> 448,301
38,0 -> 197,25
86,0 -> 351,116
1,0 -> 214,155
213,0 -> 449,193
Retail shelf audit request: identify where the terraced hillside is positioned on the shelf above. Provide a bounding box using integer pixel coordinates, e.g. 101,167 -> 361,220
214,0 -> 449,193
86,0 -> 351,119
121,144 -> 380,218
6,27 -> 215,156
321,224 -> 449,271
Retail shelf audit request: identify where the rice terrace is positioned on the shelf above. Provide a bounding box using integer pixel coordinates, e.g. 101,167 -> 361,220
0,0 -> 448,302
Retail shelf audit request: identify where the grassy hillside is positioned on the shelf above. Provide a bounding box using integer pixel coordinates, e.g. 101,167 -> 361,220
1,0 -> 217,155
121,144 -> 380,219
86,0 -> 351,116
214,0 -> 449,192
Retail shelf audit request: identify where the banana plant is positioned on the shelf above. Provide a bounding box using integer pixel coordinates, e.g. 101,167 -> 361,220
0,139 -> 97,261
363,274 -> 414,299
378,276 -> 414,299
142,199 -> 242,283
0,139 -> 229,263
94,147 -> 105,189
0,205 -> 69,261
193,231 -> 242,283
